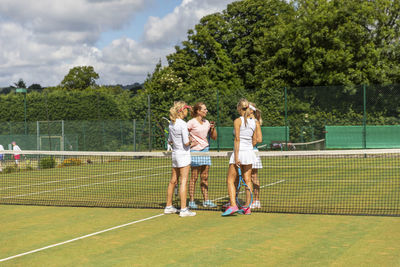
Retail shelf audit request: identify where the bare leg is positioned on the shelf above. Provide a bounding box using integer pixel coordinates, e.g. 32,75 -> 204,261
226,164 -> 238,207
200,165 -> 210,201
251,169 -> 260,201
166,168 -> 178,207
179,165 -> 191,209
189,167 -> 199,202
241,164 -> 253,206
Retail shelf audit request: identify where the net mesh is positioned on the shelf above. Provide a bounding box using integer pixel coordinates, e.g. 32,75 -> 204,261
1,149 -> 399,216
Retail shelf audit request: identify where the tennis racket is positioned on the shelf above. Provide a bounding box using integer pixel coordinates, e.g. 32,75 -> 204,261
161,117 -> 172,151
235,167 -> 253,211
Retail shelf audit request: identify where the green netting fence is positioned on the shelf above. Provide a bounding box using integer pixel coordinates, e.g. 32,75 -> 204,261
2,84 -> 400,151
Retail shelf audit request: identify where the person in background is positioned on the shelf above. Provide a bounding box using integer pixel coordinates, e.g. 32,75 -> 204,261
187,102 -> 218,209
12,141 -> 22,166
222,98 -> 259,216
249,102 -> 263,209
164,101 -> 196,217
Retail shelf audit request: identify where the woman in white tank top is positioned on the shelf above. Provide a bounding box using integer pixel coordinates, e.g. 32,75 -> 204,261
164,101 -> 196,217
222,98 -> 261,216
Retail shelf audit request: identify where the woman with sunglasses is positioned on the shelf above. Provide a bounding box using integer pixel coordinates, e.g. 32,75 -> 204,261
164,101 -> 196,217
222,98 -> 259,216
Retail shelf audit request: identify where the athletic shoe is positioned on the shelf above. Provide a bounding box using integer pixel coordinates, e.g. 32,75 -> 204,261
221,206 -> 239,216
203,200 -> 217,208
250,200 -> 261,209
188,201 -> 198,209
164,206 -> 178,214
238,207 -> 252,215
179,208 -> 196,217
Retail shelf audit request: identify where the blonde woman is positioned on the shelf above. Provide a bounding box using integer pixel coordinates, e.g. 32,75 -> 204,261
222,98 -> 259,216
164,101 -> 196,217
249,102 -> 263,209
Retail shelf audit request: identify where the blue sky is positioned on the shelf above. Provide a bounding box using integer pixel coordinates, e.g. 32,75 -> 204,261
96,0 -> 182,48
0,0 -> 237,87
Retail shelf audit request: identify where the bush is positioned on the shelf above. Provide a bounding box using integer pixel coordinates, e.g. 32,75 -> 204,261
3,165 -> 17,173
60,158 -> 82,167
39,157 -> 56,169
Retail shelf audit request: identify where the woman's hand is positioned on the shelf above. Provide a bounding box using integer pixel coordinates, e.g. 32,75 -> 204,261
189,136 -> 198,147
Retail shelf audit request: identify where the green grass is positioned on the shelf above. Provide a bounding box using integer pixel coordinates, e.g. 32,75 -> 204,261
1,205 -> 400,266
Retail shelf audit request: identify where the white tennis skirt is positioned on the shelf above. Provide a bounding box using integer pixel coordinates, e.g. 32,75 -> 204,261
229,150 -> 257,165
172,152 -> 191,168
253,155 -> 263,169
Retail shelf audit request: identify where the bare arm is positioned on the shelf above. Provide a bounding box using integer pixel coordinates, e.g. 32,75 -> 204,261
252,121 -> 262,146
233,118 -> 241,165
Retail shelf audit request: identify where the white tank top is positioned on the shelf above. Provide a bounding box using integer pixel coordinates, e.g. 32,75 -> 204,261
236,117 -> 255,151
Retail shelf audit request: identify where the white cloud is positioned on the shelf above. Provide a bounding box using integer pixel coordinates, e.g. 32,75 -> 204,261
0,0 -> 236,87
143,0 -> 234,47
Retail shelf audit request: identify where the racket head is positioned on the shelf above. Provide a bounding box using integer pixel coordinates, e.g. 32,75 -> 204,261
161,117 -> 170,133
235,166 -> 253,209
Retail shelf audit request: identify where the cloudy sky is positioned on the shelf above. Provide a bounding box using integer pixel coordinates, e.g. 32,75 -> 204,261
0,0 -> 237,87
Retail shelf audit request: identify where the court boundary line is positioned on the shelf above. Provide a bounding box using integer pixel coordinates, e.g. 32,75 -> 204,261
2,171 -> 170,199
0,213 -> 165,263
211,179 -> 286,201
0,165 -> 170,191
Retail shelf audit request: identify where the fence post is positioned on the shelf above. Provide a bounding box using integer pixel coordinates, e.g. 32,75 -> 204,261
216,89 -> 220,152
284,87 -> 288,151
363,84 -> 367,149
83,122 -> 86,151
148,95 -> 152,151
36,121 -> 40,150
61,120 -> 64,151
133,119 -> 136,152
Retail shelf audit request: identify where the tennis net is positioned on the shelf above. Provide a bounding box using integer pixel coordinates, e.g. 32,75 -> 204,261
0,149 -> 399,216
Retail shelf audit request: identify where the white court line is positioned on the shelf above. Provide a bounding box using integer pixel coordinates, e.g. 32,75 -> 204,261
0,165 -> 169,191
309,179 -> 392,183
211,179 -> 286,202
2,171 -> 170,199
0,213 -> 165,263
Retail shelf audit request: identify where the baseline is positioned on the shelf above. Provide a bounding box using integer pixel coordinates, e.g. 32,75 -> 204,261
0,213 -> 165,263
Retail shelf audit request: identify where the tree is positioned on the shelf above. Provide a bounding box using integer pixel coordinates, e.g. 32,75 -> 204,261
28,83 -> 43,92
60,66 -> 99,90
13,78 -> 26,88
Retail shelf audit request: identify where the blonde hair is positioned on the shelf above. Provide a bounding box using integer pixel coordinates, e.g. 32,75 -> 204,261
169,101 -> 187,123
249,102 -> 262,125
237,98 -> 251,126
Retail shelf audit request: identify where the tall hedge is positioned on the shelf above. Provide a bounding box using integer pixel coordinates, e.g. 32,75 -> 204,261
0,89 -> 133,122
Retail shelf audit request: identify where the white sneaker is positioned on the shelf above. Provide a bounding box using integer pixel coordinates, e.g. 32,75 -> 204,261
250,201 -> 261,209
179,208 -> 196,217
164,206 -> 178,214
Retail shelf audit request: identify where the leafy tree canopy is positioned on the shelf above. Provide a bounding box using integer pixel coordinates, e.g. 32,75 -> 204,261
60,66 -> 99,90
142,0 -> 400,125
